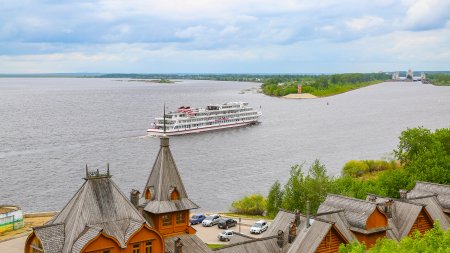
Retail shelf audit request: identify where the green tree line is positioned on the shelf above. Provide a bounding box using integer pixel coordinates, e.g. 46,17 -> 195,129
261,73 -> 390,97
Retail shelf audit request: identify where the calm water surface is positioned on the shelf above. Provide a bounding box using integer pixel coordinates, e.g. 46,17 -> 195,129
0,78 -> 449,212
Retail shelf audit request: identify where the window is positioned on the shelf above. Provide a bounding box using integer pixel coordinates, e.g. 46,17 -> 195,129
145,188 -> 151,200
145,241 -> 152,253
176,212 -> 186,224
133,243 -> 140,253
170,188 -> 180,200
162,214 -> 172,226
103,250 -> 111,253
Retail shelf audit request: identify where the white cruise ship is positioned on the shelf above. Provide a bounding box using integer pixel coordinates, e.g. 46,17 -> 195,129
147,102 -> 262,135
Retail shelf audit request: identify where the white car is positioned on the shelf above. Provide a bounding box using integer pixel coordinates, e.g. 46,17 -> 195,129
202,214 -> 220,227
250,220 -> 269,234
218,230 -> 234,241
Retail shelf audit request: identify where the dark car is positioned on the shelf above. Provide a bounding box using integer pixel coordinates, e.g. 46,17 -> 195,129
190,214 -> 206,225
218,218 -> 237,229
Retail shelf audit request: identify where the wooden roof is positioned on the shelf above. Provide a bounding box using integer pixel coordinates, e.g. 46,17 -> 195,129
286,218 -> 334,253
318,194 -> 383,231
142,136 -> 199,214
408,181 -> 450,212
214,236 -> 280,253
407,195 -> 450,230
164,234 -> 212,253
316,210 -> 357,242
366,194 -> 424,240
35,174 -> 147,252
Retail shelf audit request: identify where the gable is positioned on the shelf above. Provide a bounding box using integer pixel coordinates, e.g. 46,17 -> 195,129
366,208 -> 387,229
81,233 -> 120,253
408,209 -> 433,236
315,226 -> 347,253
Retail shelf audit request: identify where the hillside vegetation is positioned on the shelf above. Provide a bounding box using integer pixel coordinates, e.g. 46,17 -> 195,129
261,73 -> 390,97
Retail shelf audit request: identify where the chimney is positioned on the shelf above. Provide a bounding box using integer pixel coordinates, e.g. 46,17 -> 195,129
174,238 -> 183,253
399,189 -> 408,199
294,209 -> 301,227
288,220 -> 297,243
277,230 -> 284,248
130,189 -> 140,208
368,195 -> 377,202
384,200 -> 394,218
306,200 -> 311,228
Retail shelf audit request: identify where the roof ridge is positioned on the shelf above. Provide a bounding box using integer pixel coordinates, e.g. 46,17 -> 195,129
327,194 -> 377,204
212,234 -> 278,251
416,181 -> 450,187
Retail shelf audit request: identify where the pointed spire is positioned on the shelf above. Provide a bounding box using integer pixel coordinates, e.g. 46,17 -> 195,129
85,164 -> 88,178
107,163 -> 110,176
163,103 -> 166,135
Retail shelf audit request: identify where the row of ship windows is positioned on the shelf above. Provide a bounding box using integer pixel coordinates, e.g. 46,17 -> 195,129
158,113 -> 258,124
172,117 -> 258,129
172,108 -> 254,118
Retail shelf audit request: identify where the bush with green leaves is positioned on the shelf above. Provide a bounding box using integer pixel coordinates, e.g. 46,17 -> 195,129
339,222 -> 450,253
231,194 -> 267,215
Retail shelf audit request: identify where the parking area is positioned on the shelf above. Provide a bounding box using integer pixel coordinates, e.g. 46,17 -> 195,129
192,214 -> 272,245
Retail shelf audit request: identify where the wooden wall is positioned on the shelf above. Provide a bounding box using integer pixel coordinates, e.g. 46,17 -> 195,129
408,209 -> 433,236
354,231 -> 386,249
366,208 -> 388,229
315,226 -> 346,253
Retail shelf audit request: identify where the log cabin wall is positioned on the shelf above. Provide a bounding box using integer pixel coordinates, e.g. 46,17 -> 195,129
408,209 -> 434,236
354,230 -> 386,249
315,226 -> 346,253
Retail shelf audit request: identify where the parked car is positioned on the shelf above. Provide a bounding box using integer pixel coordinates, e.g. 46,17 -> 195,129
250,220 -> 269,234
202,214 -> 220,227
189,214 -> 206,225
218,218 -> 238,229
217,230 -> 234,241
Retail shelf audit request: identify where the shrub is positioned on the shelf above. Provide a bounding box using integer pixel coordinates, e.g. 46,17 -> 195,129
231,194 -> 267,215
342,160 -> 369,177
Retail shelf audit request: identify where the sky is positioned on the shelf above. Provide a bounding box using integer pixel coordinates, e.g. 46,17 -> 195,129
0,0 -> 449,74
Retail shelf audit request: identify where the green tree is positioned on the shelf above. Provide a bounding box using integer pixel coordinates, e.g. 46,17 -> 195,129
266,181 -> 284,218
281,160 -> 330,214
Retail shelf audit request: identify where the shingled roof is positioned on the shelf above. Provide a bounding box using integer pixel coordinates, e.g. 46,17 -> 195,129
366,194 -> 427,240
408,181 -> 450,213
142,136 -> 199,214
316,210 -> 357,242
407,195 -> 450,230
164,234 -> 212,253
318,194 -> 387,231
35,171 -> 148,252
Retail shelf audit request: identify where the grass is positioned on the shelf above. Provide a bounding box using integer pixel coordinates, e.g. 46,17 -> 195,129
207,243 -> 226,249
309,80 -> 384,97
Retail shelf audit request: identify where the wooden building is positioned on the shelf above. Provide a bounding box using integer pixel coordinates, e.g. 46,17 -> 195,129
216,209 -> 355,253
317,194 -> 388,248
366,194 -> 435,240
408,181 -> 450,219
25,169 -> 165,253
132,135 -> 212,253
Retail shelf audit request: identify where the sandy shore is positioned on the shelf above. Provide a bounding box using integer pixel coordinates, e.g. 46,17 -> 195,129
283,93 -> 317,99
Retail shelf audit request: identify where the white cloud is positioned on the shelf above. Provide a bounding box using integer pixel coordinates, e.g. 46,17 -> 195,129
346,16 -> 385,31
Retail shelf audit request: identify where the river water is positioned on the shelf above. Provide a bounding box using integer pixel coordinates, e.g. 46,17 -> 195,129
0,78 -> 449,212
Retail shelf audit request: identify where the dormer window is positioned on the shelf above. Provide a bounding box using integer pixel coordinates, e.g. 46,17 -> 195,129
169,187 -> 180,200
145,186 -> 154,201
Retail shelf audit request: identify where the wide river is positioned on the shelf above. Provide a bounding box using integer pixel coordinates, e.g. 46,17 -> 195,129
1,78 -> 449,212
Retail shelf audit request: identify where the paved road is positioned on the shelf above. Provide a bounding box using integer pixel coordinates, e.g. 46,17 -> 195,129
0,236 -> 26,253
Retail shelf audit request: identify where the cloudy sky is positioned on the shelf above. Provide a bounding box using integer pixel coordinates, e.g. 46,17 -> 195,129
1,0 -> 449,73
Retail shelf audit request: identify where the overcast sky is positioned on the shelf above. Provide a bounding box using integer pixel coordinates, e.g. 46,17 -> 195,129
1,0 -> 449,73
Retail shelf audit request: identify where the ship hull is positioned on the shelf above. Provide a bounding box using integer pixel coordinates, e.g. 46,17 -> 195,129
147,120 -> 258,136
